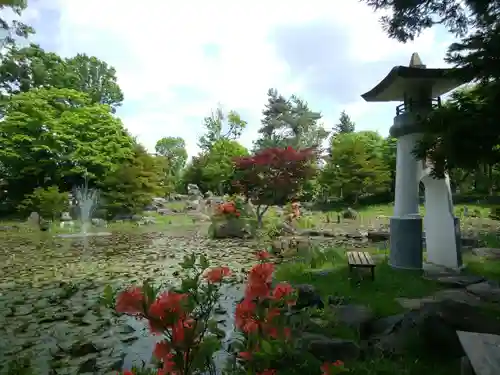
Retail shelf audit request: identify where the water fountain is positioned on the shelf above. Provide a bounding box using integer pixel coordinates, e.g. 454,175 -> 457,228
56,178 -> 112,238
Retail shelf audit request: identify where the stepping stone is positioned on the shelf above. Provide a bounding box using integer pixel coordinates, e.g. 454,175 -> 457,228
472,248 -> 500,260
466,281 -> 500,303
396,289 -> 483,310
423,274 -> 485,287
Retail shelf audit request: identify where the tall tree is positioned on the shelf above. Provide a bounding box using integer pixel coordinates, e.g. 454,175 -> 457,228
0,88 -> 135,205
0,0 -> 34,47
320,132 -> 391,203
155,136 -> 188,174
254,89 -> 328,151
198,106 -> 247,152
0,44 -> 124,111
101,144 -> 163,217
64,54 -> 124,110
333,111 -> 355,134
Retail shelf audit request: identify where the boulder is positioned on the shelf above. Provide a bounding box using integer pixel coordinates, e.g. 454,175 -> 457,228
466,281 -> 500,303
369,300 -> 500,358
209,219 -> 252,239
298,332 -> 360,361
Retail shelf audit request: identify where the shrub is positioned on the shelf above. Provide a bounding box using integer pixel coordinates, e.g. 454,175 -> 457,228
18,186 -> 69,220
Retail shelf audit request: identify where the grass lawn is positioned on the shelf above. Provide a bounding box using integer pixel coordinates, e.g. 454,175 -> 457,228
275,247 -> 500,375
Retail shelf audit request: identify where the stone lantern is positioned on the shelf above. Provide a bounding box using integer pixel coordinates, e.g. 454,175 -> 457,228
361,53 -> 468,271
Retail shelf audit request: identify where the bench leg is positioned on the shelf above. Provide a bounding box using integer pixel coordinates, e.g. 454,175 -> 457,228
371,267 -> 375,281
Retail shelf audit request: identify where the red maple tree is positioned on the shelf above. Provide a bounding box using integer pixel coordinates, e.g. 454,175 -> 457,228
233,146 -> 317,225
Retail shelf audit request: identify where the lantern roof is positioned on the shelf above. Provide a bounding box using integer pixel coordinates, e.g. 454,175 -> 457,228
361,53 -> 468,102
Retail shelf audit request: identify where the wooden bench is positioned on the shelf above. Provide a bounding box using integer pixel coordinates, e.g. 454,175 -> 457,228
346,251 -> 376,280
457,330 -> 500,375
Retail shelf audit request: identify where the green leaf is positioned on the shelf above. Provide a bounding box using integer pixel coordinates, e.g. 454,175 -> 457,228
261,339 -> 273,354
100,284 -> 115,308
199,254 -> 209,269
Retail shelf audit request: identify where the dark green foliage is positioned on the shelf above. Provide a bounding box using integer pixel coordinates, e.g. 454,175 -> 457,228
100,144 -> 163,218
333,110 -> 355,134
254,88 -> 328,151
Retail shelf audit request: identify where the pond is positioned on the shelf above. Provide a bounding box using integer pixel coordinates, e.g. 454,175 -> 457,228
0,227 -> 258,374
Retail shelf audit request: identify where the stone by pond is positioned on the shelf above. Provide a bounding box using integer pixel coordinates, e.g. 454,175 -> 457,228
0,229 -> 256,375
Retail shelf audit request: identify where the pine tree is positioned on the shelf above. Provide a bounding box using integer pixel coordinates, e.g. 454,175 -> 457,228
333,111 -> 355,134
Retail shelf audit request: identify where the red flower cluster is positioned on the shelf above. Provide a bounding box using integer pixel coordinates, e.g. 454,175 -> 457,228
216,201 -> 241,218
235,251 -> 296,368
115,266 -> 233,374
116,253 -> 347,375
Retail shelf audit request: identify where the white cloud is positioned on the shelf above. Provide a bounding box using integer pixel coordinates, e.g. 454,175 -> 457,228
29,0 -> 454,156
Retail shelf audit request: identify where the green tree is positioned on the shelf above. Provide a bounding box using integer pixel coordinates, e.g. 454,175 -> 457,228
333,111 -> 355,134
254,89 -> 328,151
0,44 -> 124,111
64,53 -> 124,110
0,88 -> 135,206
198,106 -> 247,152
100,144 -> 163,217
155,136 -> 188,174
0,0 -> 34,47
414,84 -> 500,178
321,132 -> 391,203
203,139 -> 249,195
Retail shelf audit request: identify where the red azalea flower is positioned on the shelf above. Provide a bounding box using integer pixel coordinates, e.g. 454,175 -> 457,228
239,351 -> 252,360
153,340 -> 171,360
116,287 -> 146,315
272,282 -> 294,300
204,266 -> 231,283
256,250 -> 270,260
248,263 -> 274,285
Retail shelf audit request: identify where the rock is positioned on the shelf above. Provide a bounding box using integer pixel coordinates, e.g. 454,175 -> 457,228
27,211 -> 40,225
342,207 -> 358,220
112,213 -> 133,221
329,304 -> 374,337
466,281 -> 500,303
370,300 -> 500,358
91,218 -> 107,227
396,289 -> 484,309
157,208 -> 171,216
131,214 -> 143,222
472,247 -> 500,259
293,284 -> 324,310
423,274 -> 485,287
142,216 -> 156,225
299,332 -> 360,361
210,219 -> 252,239
367,231 -> 390,241
61,212 -> 72,221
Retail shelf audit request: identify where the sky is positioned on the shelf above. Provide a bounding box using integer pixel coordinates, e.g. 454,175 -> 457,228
18,0 -> 456,157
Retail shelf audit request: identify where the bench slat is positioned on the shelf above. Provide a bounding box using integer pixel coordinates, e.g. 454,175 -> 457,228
347,251 -> 374,266
362,252 -> 374,265
457,331 -> 500,375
